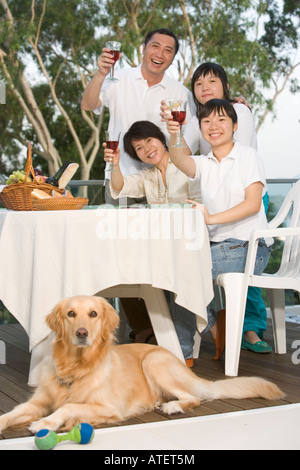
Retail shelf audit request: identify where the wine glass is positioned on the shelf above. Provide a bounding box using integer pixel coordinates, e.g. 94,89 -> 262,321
105,130 -> 120,173
168,99 -> 187,147
105,41 -> 121,82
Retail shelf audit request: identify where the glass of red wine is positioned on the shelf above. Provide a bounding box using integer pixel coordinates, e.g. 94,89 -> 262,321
105,130 -> 120,173
168,99 -> 187,147
105,41 -> 121,82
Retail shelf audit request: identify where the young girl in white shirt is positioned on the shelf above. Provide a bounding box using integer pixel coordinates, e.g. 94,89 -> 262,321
168,99 -> 273,361
163,64 -> 270,359
183,62 -> 257,153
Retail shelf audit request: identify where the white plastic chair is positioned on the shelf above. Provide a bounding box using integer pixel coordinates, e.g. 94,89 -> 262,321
215,179 -> 300,376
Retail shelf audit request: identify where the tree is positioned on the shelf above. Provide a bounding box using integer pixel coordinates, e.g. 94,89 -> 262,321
0,0 -> 106,179
255,0 -> 300,131
0,0 -> 299,180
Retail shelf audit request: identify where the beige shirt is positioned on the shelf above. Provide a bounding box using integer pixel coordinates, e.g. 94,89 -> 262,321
110,161 -> 201,204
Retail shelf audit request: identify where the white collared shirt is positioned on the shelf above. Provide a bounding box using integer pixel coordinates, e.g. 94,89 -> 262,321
191,142 -> 273,245
110,160 -> 201,204
94,65 -> 196,176
184,103 -> 267,197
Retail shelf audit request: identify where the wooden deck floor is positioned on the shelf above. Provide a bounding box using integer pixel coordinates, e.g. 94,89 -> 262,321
0,319 -> 299,441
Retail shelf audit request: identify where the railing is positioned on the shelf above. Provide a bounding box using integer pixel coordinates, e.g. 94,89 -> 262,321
266,179 -> 299,210
67,178 -> 299,219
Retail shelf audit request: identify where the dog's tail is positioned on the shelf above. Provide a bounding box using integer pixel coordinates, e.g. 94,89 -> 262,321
194,376 -> 285,402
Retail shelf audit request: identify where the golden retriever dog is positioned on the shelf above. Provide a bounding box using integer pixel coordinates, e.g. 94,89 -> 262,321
0,295 -> 285,434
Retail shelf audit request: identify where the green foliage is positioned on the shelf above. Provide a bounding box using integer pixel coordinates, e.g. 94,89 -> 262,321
284,0 -> 300,16
0,301 -> 18,324
0,0 -> 299,177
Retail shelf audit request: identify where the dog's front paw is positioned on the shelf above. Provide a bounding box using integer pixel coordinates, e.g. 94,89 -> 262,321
0,416 -> 8,434
29,419 -> 58,434
160,401 -> 184,415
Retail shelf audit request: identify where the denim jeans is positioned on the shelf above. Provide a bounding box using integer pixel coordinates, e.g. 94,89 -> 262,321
210,238 -> 271,280
170,238 -> 272,359
166,291 -> 197,360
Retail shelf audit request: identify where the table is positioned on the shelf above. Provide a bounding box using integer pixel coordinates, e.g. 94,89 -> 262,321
0,206 -> 213,385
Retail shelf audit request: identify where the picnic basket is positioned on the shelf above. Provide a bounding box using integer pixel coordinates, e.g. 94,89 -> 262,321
0,143 -> 88,211
31,197 -> 88,211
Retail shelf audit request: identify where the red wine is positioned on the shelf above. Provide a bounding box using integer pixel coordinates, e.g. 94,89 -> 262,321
106,140 -> 119,151
109,50 -> 120,64
171,111 -> 186,125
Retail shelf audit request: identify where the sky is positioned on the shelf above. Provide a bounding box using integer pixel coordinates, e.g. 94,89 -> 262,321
257,77 -> 300,179
251,0 -> 300,181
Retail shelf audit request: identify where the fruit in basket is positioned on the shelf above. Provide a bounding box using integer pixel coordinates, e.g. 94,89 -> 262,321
35,175 -> 47,183
6,170 -> 32,184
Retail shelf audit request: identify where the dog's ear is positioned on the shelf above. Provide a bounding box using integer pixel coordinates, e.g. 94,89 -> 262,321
99,297 -> 119,340
46,301 -> 65,341
104,300 -> 120,331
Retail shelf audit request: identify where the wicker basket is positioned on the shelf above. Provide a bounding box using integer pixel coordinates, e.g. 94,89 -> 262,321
32,197 -> 88,211
0,143 -> 76,211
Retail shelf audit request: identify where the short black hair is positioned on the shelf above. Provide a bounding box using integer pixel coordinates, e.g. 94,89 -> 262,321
198,99 -> 238,125
123,121 -> 168,161
192,62 -> 230,101
144,28 -> 179,55
192,62 -> 231,123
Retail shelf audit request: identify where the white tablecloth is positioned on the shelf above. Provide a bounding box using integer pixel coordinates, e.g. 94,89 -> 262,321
0,206 -> 213,350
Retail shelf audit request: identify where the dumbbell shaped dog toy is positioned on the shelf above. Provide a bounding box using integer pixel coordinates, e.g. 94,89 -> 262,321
35,423 -> 94,450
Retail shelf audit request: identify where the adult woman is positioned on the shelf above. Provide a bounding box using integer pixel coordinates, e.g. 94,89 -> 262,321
105,120 -> 200,204
168,99 -> 273,358
104,120 -> 200,361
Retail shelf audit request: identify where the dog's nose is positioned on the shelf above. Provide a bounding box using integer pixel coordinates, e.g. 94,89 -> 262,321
76,328 -> 88,339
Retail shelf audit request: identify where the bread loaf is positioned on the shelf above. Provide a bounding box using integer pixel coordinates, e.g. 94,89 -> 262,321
32,189 -> 51,199
58,163 -> 79,189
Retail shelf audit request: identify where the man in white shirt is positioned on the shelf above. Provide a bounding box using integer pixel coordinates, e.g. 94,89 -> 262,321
81,28 -> 195,183
81,29 -> 195,350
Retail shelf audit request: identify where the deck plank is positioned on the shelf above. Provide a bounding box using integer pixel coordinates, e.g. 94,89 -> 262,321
0,319 -> 299,441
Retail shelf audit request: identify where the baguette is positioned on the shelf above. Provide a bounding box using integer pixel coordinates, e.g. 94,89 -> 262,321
58,163 -> 79,189
32,189 -> 51,199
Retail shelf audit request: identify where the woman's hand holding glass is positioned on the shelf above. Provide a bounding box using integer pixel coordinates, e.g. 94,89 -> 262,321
161,99 -> 187,140
103,143 -> 120,171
